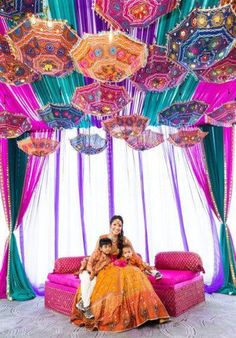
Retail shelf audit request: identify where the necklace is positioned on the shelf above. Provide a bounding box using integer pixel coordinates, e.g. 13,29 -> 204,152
110,235 -> 118,243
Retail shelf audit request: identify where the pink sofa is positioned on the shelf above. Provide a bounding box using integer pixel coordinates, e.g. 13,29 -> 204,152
45,252 -> 205,317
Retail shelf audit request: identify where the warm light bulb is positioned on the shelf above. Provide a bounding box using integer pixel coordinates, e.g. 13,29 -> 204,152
109,28 -> 113,43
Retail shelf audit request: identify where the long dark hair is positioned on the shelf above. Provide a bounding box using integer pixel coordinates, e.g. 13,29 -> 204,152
110,215 -> 124,258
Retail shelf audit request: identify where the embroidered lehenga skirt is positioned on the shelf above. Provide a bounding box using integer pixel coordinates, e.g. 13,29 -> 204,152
71,264 -> 169,332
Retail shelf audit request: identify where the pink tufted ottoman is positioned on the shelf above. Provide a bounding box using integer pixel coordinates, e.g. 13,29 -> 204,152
45,252 -> 205,317
152,252 -> 205,316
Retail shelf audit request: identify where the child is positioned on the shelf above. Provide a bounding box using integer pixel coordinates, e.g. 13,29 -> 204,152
122,244 -> 162,279
76,237 -> 113,319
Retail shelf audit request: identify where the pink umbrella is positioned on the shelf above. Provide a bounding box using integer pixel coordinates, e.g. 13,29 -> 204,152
168,128 -> 208,147
131,45 -> 187,92
7,16 -> 79,76
72,83 -> 132,116
0,110 -> 31,138
126,129 -> 164,151
206,101 -> 236,127
94,0 -> 179,30
102,115 -> 149,140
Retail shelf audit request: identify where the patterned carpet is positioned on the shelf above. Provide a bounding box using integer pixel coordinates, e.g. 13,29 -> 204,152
0,293 -> 236,338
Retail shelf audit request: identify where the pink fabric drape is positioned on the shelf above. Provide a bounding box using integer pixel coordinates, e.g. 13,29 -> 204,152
0,139 -> 11,226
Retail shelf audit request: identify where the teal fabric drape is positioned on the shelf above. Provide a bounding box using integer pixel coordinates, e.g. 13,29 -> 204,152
8,138 -> 35,300
202,125 -> 236,294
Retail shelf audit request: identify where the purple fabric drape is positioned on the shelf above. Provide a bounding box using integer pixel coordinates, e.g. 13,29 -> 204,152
54,131 -> 61,260
78,152 -> 87,256
106,135 -> 114,219
138,153 -> 150,263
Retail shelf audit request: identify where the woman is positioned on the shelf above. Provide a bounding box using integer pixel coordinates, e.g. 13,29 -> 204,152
71,215 -> 169,332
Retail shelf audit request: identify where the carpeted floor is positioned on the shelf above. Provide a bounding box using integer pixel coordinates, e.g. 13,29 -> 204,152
0,293 -> 236,338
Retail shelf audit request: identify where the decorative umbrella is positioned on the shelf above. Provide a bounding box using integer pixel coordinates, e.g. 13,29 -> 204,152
194,47 -> 236,83
38,104 -> 84,129
168,128 -> 208,147
126,129 -> 164,150
206,101 -> 236,127
0,0 -> 43,19
94,0 -> 179,30
158,101 -> 208,128
102,115 -> 149,140
7,16 -> 79,76
72,82 -> 132,117
17,136 -> 59,156
0,110 -> 31,138
0,35 -> 40,86
70,133 -> 107,155
167,5 -> 236,71
70,31 -> 147,82
220,0 -> 236,14
131,45 -> 187,92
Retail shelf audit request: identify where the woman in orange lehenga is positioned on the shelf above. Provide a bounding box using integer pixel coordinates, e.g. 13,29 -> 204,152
71,215 -> 169,332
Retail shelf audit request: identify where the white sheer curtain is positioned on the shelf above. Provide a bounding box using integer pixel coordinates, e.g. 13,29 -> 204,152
7,128 -> 236,289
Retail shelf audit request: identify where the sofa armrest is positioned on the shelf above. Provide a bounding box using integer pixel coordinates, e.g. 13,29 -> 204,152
53,256 -> 86,274
155,251 -> 205,273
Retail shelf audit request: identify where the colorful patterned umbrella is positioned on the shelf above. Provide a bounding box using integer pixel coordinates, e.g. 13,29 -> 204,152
0,35 -> 40,86
194,47 -> 236,83
158,101 -> 208,128
102,115 -> 149,140
126,129 -> 164,150
167,5 -> 236,71
17,136 -> 59,156
131,45 -> 187,92
38,104 -> 84,129
0,110 -> 31,138
7,16 -> 79,76
72,82 -> 132,117
206,101 -> 236,127
70,133 -> 107,155
0,0 -> 43,19
70,31 -> 147,82
168,128 -> 208,147
94,0 -> 179,30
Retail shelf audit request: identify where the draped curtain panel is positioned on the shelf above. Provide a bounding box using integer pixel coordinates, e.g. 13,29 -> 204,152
0,138 -> 35,300
202,126 -> 236,295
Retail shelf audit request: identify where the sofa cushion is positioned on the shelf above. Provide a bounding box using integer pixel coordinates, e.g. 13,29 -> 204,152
53,256 -> 85,274
148,269 -> 199,287
47,273 -> 81,289
155,252 -> 205,273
